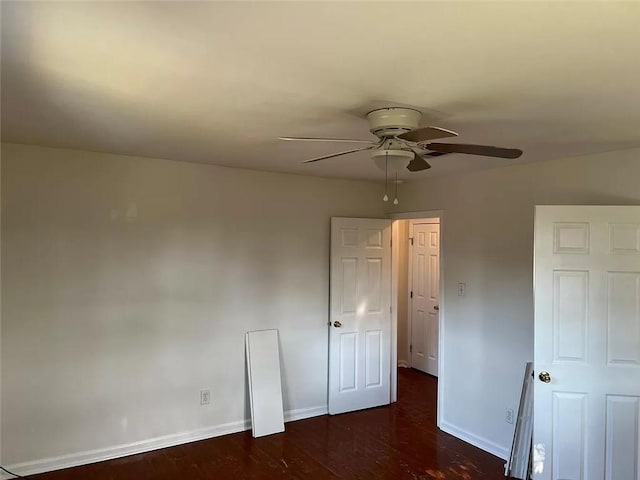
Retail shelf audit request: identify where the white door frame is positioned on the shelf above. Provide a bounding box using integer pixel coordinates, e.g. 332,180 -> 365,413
390,210 -> 445,428
407,219 -> 440,374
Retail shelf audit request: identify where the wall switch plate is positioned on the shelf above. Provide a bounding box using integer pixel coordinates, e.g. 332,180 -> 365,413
458,282 -> 466,296
200,389 -> 211,406
506,408 -> 515,424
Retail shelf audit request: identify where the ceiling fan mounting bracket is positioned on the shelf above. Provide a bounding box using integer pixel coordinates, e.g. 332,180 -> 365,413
366,107 -> 422,138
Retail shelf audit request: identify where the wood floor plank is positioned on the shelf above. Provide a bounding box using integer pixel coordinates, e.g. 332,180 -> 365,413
28,369 -> 507,479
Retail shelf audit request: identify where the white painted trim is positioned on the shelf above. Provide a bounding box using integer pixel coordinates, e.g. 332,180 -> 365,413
284,405 -> 328,423
0,405 -> 328,479
409,219 -> 440,225
397,360 -> 410,368
408,218 -> 440,371
390,220 -> 400,403
440,420 -> 510,461
437,212 -> 445,429
390,209 -> 444,220
407,219 -> 440,370
407,220 -> 414,368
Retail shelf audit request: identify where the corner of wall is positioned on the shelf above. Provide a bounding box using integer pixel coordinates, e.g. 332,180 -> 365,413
439,420 -> 510,461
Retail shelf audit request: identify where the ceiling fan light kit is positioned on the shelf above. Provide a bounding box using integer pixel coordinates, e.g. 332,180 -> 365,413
371,149 -> 414,173
279,106 -> 523,202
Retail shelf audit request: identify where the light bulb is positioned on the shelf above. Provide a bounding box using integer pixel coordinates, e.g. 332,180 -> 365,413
383,194 -> 389,202
393,197 -> 399,205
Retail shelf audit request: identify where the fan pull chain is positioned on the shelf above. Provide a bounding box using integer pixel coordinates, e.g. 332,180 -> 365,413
393,171 -> 399,205
382,152 -> 389,202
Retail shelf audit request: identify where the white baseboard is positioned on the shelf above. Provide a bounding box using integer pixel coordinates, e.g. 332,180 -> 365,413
284,405 -> 328,423
440,420 -> 509,460
1,405 -> 329,479
398,360 -> 410,368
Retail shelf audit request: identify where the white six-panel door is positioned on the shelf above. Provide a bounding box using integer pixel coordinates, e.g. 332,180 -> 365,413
410,222 -> 440,376
534,206 -> 640,480
329,217 -> 391,415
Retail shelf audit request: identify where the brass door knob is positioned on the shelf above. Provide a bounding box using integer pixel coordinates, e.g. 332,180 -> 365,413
538,371 -> 551,383
333,321 -> 342,328
434,305 -> 440,311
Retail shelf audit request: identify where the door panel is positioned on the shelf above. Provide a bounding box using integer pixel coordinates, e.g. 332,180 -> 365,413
551,392 -> 587,479
534,206 -> 640,480
428,312 -> 439,364
553,270 -> 588,363
605,395 -> 640,480
329,217 -> 391,415
413,309 -> 426,365
366,258 -> 383,312
410,222 -> 440,376
341,258 -> 357,313
365,330 -> 382,387
607,272 -> 640,365
339,333 -> 357,392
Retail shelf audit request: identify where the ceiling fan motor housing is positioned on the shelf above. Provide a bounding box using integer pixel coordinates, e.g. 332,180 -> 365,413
367,107 -> 422,137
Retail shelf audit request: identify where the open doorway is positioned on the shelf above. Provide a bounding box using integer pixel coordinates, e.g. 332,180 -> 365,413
407,218 -> 440,375
391,211 -> 444,426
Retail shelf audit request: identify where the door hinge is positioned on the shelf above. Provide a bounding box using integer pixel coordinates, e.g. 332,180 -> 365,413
410,291 -> 413,299
410,237 -> 414,246
410,344 -> 413,353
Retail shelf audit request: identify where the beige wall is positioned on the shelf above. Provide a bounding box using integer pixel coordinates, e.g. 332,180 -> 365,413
389,147 -> 640,457
0,143 -> 386,467
5,141 -> 639,468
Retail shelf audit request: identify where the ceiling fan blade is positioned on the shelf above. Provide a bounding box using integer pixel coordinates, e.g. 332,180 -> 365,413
425,142 -> 523,159
280,137 -> 376,144
397,126 -> 458,143
424,151 -> 449,158
406,151 -> 432,172
302,145 -> 376,163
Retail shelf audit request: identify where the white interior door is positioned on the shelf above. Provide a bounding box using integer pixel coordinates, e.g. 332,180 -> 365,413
410,221 -> 440,376
534,205 -> 640,480
329,217 -> 391,415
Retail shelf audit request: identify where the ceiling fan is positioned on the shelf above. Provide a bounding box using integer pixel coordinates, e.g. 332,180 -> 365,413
280,107 -> 523,172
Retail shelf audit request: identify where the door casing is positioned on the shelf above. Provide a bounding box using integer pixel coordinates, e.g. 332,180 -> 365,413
326,210 -> 445,426
408,219 -> 440,375
390,210 -> 445,427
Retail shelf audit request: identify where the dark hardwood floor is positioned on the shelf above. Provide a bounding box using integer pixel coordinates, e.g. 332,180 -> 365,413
29,369 -> 506,479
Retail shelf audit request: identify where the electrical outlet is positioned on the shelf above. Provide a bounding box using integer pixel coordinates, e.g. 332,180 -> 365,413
506,408 -> 515,424
200,389 -> 211,406
458,282 -> 466,296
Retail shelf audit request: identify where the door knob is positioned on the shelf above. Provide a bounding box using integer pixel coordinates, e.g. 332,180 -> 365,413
538,371 -> 551,383
434,305 -> 439,311
333,321 -> 342,328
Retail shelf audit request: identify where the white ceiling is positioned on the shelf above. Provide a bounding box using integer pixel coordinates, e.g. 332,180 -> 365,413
2,1 -> 640,181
